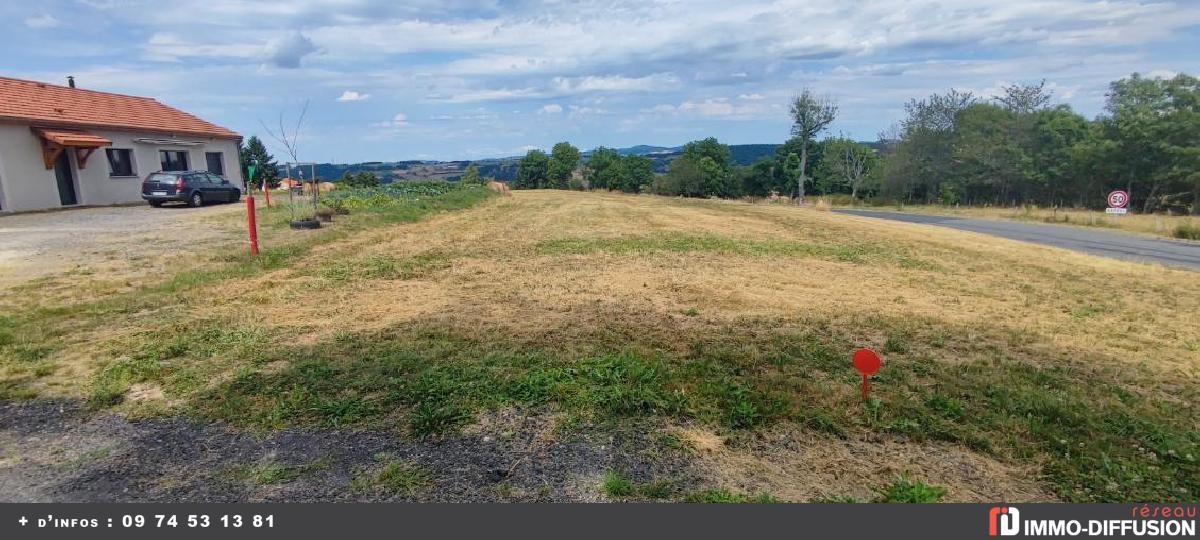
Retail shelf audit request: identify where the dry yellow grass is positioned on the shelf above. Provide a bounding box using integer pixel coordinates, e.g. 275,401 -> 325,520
210,192 -> 1198,375
14,190 -> 1200,396
676,424 -> 1054,502
5,189 -> 1198,501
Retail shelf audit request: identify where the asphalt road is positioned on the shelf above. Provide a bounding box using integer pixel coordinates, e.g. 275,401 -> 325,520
835,209 -> 1200,271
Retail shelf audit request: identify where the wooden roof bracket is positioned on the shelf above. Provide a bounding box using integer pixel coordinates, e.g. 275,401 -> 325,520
75,147 -> 96,169
41,141 -> 64,170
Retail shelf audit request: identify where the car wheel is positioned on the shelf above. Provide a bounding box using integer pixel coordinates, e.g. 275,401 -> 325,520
148,200 -> 163,208
189,192 -> 204,207
229,191 -> 241,203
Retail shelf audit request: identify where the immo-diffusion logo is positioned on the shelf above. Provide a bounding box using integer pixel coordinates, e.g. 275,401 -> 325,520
988,505 -> 1197,537
989,506 -> 1020,536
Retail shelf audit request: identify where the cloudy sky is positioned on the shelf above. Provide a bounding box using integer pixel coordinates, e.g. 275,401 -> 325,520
2,1 -> 1198,162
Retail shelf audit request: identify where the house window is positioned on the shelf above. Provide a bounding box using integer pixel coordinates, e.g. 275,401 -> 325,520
205,152 -> 225,176
106,148 -> 135,177
160,150 -> 189,172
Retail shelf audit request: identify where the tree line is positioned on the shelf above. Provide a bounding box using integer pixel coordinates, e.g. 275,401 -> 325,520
509,72 -> 1199,214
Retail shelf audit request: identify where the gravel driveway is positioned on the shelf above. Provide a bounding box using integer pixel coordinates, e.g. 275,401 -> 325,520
0,204 -> 242,286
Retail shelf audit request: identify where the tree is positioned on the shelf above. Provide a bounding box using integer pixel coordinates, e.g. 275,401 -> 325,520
782,152 -> 802,196
952,103 -> 1024,205
547,142 -> 581,189
515,149 -> 550,189
340,171 -> 380,188
817,138 -> 877,200
884,89 -> 976,203
461,165 -> 483,185
996,80 -> 1053,115
239,135 -> 279,189
654,155 -> 696,196
584,147 -> 623,190
666,138 -> 735,198
738,158 -> 777,197
788,89 -> 838,203
1027,106 -> 1092,206
260,99 -> 309,165
681,137 -> 731,172
621,155 -> 654,193
1103,73 -> 1200,213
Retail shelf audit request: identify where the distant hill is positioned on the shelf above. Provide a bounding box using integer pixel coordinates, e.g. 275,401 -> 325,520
288,143 -> 808,182
616,145 -> 677,156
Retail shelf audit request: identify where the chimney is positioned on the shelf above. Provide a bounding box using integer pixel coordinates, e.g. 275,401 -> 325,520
67,76 -> 75,89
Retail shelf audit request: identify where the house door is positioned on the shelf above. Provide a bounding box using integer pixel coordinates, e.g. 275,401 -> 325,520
53,150 -> 78,206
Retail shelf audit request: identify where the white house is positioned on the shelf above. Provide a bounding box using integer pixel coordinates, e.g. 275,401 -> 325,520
0,76 -> 242,213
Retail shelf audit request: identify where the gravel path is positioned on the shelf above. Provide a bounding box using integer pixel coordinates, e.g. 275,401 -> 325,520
0,402 -> 697,502
0,204 -> 242,285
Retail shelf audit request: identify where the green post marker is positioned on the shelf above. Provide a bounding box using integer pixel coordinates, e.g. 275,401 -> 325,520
247,163 -> 257,188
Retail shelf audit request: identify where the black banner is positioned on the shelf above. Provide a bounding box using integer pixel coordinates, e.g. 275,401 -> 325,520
0,503 -> 1195,540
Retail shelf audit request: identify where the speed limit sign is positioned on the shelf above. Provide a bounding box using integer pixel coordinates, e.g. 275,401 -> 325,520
1106,190 -> 1129,214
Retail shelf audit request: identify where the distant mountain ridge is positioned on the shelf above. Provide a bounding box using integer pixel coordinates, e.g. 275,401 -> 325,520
296,143 -> 787,182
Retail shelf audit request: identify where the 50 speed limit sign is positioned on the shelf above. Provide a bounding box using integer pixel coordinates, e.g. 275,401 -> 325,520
1106,190 -> 1129,214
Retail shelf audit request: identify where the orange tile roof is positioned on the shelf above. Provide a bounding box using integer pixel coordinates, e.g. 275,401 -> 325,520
0,76 -> 239,140
33,128 -> 112,148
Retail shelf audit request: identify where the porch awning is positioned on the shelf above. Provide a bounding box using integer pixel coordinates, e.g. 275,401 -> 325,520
31,127 -> 112,170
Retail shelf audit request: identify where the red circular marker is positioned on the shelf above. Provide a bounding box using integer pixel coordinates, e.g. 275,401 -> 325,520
852,348 -> 881,376
1107,190 -> 1129,209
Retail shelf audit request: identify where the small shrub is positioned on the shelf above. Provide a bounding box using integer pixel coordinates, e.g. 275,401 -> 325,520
684,489 -> 779,503
354,459 -> 432,496
599,471 -> 677,499
234,460 -> 328,485
601,471 -> 635,497
877,476 -> 947,503
883,333 -> 908,354
813,495 -> 863,503
1173,223 -> 1200,240
409,401 -> 473,437
926,393 -> 965,418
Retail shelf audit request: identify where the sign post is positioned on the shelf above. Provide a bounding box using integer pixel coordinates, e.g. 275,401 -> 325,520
1106,190 -> 1129,215
246,162 -> 260,256
852,348 -> 882,399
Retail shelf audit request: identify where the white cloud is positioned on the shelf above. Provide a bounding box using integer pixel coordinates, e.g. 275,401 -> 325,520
15,0 -> 1200,161
264,31 -> 317,68
553,74 -> 678,93
336,90 -> 370,102
433,87 -> 545,103
372,113 -> 408,128
141,32 -> 261,62
1145,69 -> 1179,80
537,103 -> 563,114
24,13 -> 59,28
568,105 -> 605,118
646,97 -> 781,119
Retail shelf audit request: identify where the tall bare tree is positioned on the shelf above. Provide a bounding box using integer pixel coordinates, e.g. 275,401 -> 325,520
834,139 -> 873,200
260,99 -> 310,166
789,90 -> 838,204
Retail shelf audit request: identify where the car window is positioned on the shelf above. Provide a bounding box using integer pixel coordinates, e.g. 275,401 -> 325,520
147,173 -> 177,183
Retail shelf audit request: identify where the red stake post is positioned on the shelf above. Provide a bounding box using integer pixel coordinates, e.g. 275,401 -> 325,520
852,348 -> 882,399
246,194 -> 260,256
262,180 -> 272,208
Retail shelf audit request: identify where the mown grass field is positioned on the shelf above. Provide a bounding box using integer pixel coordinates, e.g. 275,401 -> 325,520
2,187 -> 1197,502
840,201 -> 1200,240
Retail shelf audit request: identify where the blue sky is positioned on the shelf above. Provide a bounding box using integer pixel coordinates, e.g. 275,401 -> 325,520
2,1 -> 1198,162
